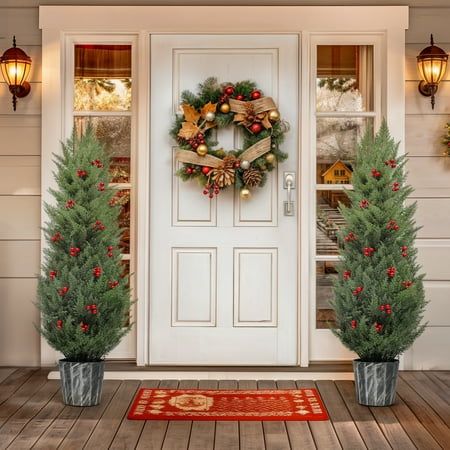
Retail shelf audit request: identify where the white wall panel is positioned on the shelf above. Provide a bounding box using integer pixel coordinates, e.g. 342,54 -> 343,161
0,241 -> 40,278
417,241 -> 450,280
0,278 -> 40,366
405,115 -> 449,157
0,8 -> 41,45
410,327 -> 450,370
407,157 -> 450,197
406,8 -> 450,43
0,196 -> 40,239
406,80 -> 450,115
233,248 -> 277,327
423,281 -> 450,326
0,156 -> 40,195
0,116 -> 41,156
0,82 -> 41,115
411,198 -> 450,239
172,248 -> 216,326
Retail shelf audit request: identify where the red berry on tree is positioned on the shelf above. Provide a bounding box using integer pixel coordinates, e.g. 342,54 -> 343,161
371,168 -> 381,179
202,166 -> 211,175
49,270 -> 57,280
76,169 -> 87,178
344,232 -> 356,242
363,247 -> 375,257
98,182 -> 105,191
69,247 -> 80,257
56,320 -> 63,329
359,199 -> 369,208
351,320 -> 357,329
109,280 -> 119,289
80,322 -> 89,333
386,266 -> 396,278
402,280 -> 413,288
51,232 -> 62,242
392,182 -> 400,191
250,90 -> 261,100
92,266 -> 102,278
65,199 -> 76,209
352,286 -> 364,296
94,220 -> 106,231
249,123 -> 263,134
91,159 -> 103,168
58,286 -> 69,296
343,270 -> 351,280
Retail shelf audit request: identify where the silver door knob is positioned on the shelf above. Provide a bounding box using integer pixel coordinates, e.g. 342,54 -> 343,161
283,172 -> 295,216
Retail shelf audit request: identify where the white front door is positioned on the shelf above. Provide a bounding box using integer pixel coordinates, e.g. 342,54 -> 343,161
150,35 -> 299,365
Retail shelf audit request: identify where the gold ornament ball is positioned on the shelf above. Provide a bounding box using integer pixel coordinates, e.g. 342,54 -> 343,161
240,188 -> 251,200
220,103 -> 231,114
196,144 -> 208,157
265,153 -> 276,164
268,109 -> 280,121
205,111 -> 216,122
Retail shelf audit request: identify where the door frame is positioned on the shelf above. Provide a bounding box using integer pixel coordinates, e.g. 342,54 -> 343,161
39,5 -> 408,367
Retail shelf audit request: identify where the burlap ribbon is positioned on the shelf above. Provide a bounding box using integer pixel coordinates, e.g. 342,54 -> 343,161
175,136 -> 271,168
229,97 -> 277,115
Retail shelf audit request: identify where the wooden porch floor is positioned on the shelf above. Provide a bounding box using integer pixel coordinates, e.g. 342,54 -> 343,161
0,368 -> 449,449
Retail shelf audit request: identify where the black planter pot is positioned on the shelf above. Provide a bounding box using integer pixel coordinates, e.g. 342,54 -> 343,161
59,359 -> 105,406
353,359 -> 399,406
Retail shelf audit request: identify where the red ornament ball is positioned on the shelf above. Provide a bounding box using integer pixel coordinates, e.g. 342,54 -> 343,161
202,166 -> 211,175
251,90 -> 262,100
235,94 -> 244,101
224,86 -> 235,96
249,123 -> 263,134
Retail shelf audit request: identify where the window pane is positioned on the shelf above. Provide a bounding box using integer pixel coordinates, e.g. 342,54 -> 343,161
316,261 -> 337,329
74,116 -> 131,183
74,44 -> 131,112
316,190 -> 349,256
317,45 -> 373,112
316,117 -> 372,179
110,189 -> 131,254
74,78 -> 131,111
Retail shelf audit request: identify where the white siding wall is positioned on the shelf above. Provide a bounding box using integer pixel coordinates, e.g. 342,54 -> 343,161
0,5 -> 449,367
405,7 -> 450,369
0,8 -> 41,365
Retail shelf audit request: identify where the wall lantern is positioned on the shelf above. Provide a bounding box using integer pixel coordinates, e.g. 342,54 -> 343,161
417,34 -> 448,110
0,36 -> 32,111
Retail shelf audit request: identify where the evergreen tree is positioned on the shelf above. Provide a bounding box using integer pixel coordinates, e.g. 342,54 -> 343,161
332,121 -> 426,362
37,128 -> 132,362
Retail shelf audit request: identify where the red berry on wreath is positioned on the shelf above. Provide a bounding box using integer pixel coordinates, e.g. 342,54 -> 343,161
251,90 -> 261,100
235,94 -> 244,101
224,86 -> 234,96
249,123 -> 263,134
202,166 -> 211,175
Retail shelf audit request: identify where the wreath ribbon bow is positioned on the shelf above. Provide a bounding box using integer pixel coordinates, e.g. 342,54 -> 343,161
229,97 -> 277,130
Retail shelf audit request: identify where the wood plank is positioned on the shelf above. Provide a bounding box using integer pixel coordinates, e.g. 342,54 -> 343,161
368,403 -> 415,450
239,380 -> 265,450
334,380 -> 390,450
0,115 -> 41,156
214,380 -> 239,450
258,380 -> 291,450
315,380 -> 366,450
429,371 -> 450,389
389,395 -> 441,450
188,380 -> 217,450
400,371 -> 450,424
162,380 -> 197,450
109,380 -> 160,450
407,157 -> 450,199
0,368 -> 35,404
31,402 -> 84,449
0,380 -> 59,449
396,377 -> 450,448
296,380 -> 342,450
0,369 -> 48,427
84,380 -> 140,450
0,155 -> 40,195
136,379 -> 178,450
58,380 -> 121,450
0,368 -> 16,385
276,380 -> 316,450
424,371 -> 450,399
7,386 -> 65,449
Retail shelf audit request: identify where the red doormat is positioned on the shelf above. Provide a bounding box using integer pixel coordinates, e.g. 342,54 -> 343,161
128,388 -> 328,421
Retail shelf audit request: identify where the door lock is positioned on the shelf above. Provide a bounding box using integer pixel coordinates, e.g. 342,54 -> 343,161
283,172 -> 295,216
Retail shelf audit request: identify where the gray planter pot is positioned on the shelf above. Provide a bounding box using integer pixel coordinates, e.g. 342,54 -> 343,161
59,360 -> 105,406
353,359 -> 399,406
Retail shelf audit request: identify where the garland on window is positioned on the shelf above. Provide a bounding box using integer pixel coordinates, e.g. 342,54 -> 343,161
170,77 -> 289,199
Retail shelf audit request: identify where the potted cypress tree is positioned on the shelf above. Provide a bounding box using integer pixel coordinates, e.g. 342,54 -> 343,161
37,127 -> 132,406
332,121 -> 427,406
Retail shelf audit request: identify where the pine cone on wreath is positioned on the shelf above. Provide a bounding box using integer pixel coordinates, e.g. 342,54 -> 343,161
210,155 -> 237,188
243,168 -> 263,187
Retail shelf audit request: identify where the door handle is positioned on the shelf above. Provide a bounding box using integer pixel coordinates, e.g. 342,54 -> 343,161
283,172 -> 295,216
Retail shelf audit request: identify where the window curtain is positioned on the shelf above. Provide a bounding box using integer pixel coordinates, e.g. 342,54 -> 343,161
358,46 -> 374,111
75,45 -> 131,78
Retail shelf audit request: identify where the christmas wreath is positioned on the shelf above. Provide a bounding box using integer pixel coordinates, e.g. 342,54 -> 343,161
170,77 -> 289,199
